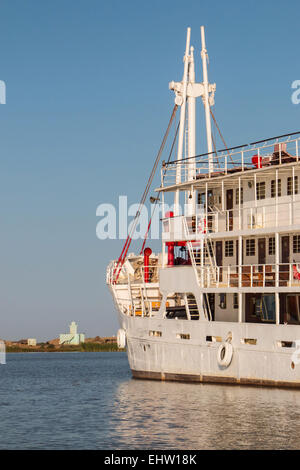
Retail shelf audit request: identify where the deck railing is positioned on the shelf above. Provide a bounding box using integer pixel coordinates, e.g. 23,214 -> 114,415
161,134 -> 300,187
162,200 -> 300,241
199,263 -> 300,289
106,261 -> 161,286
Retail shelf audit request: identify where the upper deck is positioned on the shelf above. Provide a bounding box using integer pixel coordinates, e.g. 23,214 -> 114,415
158,132 -> 300,193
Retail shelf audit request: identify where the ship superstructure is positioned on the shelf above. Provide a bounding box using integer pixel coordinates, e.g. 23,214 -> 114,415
106,27 -> 300,387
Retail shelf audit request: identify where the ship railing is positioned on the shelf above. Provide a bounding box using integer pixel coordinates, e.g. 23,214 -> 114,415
106,261 -> 162,286
161,133 -> 300,187
132,265 -> 161,284
106,261 -> 129,285
162,200 -> 300,241
199,263 -> 300,288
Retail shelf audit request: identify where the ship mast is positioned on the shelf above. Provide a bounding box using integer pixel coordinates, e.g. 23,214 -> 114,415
169,27 -> 216,213
187,46 -> 196,211
174,27 -> 191,214
201,26 -> 214,173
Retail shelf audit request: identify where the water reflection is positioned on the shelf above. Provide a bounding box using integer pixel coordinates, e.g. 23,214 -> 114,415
108,378 -> 300,449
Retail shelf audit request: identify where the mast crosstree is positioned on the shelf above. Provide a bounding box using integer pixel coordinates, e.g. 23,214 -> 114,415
169,25 -> 216,214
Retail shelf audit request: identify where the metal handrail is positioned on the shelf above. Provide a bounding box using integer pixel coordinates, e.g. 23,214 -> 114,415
199,262 -> 300,288
162,135 -> 300,186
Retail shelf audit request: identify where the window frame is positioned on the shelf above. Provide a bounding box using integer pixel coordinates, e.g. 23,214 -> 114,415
268,237 -> 275,255
246,239 -> 256,256
256,181 -> 266,200
287,176 -> 298,196
271,179 -> 281,198
225,240 -> 234,257
293,235 -> 300,253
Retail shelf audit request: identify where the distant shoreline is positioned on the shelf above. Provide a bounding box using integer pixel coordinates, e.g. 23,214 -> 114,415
5,341 -> 123,353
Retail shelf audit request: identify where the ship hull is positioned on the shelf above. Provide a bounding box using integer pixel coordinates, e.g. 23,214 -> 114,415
117,310 -> 300,389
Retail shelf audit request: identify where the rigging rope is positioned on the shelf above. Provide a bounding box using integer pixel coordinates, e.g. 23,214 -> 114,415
112,104 -> 178,283
210,109 -> 234,165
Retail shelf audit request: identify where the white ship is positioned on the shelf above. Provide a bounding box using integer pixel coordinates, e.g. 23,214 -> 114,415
107,27 -> 300,388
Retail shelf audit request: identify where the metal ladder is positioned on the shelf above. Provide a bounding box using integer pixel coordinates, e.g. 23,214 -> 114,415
128,275 -> 144,316
185,293 -> 199,320
183,217 -> 217,285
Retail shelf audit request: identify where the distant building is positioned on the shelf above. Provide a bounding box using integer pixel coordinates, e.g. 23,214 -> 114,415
59,321 -> 85,345
27,338 -> 37,346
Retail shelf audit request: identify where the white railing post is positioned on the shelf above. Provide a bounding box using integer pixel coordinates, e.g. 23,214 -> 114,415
275,233 -> 279,288
279,143 -> 282,165
238,176 -> 241,230
275,292 -> 280,325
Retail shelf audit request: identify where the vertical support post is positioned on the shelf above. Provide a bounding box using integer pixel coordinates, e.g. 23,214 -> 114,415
275,232 -> 279,289
162,192 -> 165,267
200,238 -> 204,288
199,293 -> 204,319
275,169 -> 278,227
238,235 -> 242,288
275,292 -> 280,325
238,176 -> 241,230
221,180 -> 225,211
205,182 -> 208,232
238,293 -> 243,323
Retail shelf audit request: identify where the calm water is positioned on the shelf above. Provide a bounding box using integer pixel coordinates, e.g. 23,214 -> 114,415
0,352 -> 300,449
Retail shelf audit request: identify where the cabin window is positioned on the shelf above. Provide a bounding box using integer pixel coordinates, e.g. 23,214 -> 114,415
287,176 -> 298,196
286,295 -> 300,324
256,181 -> 265,200
206,335 -> 222,342
176,333 -> 190,340
233,293 -> 239,309
254,295 -> 275,322
241,338 -> 257,345
293,235 -> 300,253
271,179 -> 281,198
198,190 -> 213,207
219,293 -> 226,309
269,237 -> 275,255
246,239 -> 255,256
225,240 -> 234,257
149,330 -> 162,337
235,187 -> 243,205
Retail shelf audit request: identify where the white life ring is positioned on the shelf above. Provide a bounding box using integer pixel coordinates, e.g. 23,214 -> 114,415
117,328 -> 126,349
217,342 -> 233,368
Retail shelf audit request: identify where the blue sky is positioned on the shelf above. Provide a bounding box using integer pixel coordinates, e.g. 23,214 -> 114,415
1,0 -> 299,340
